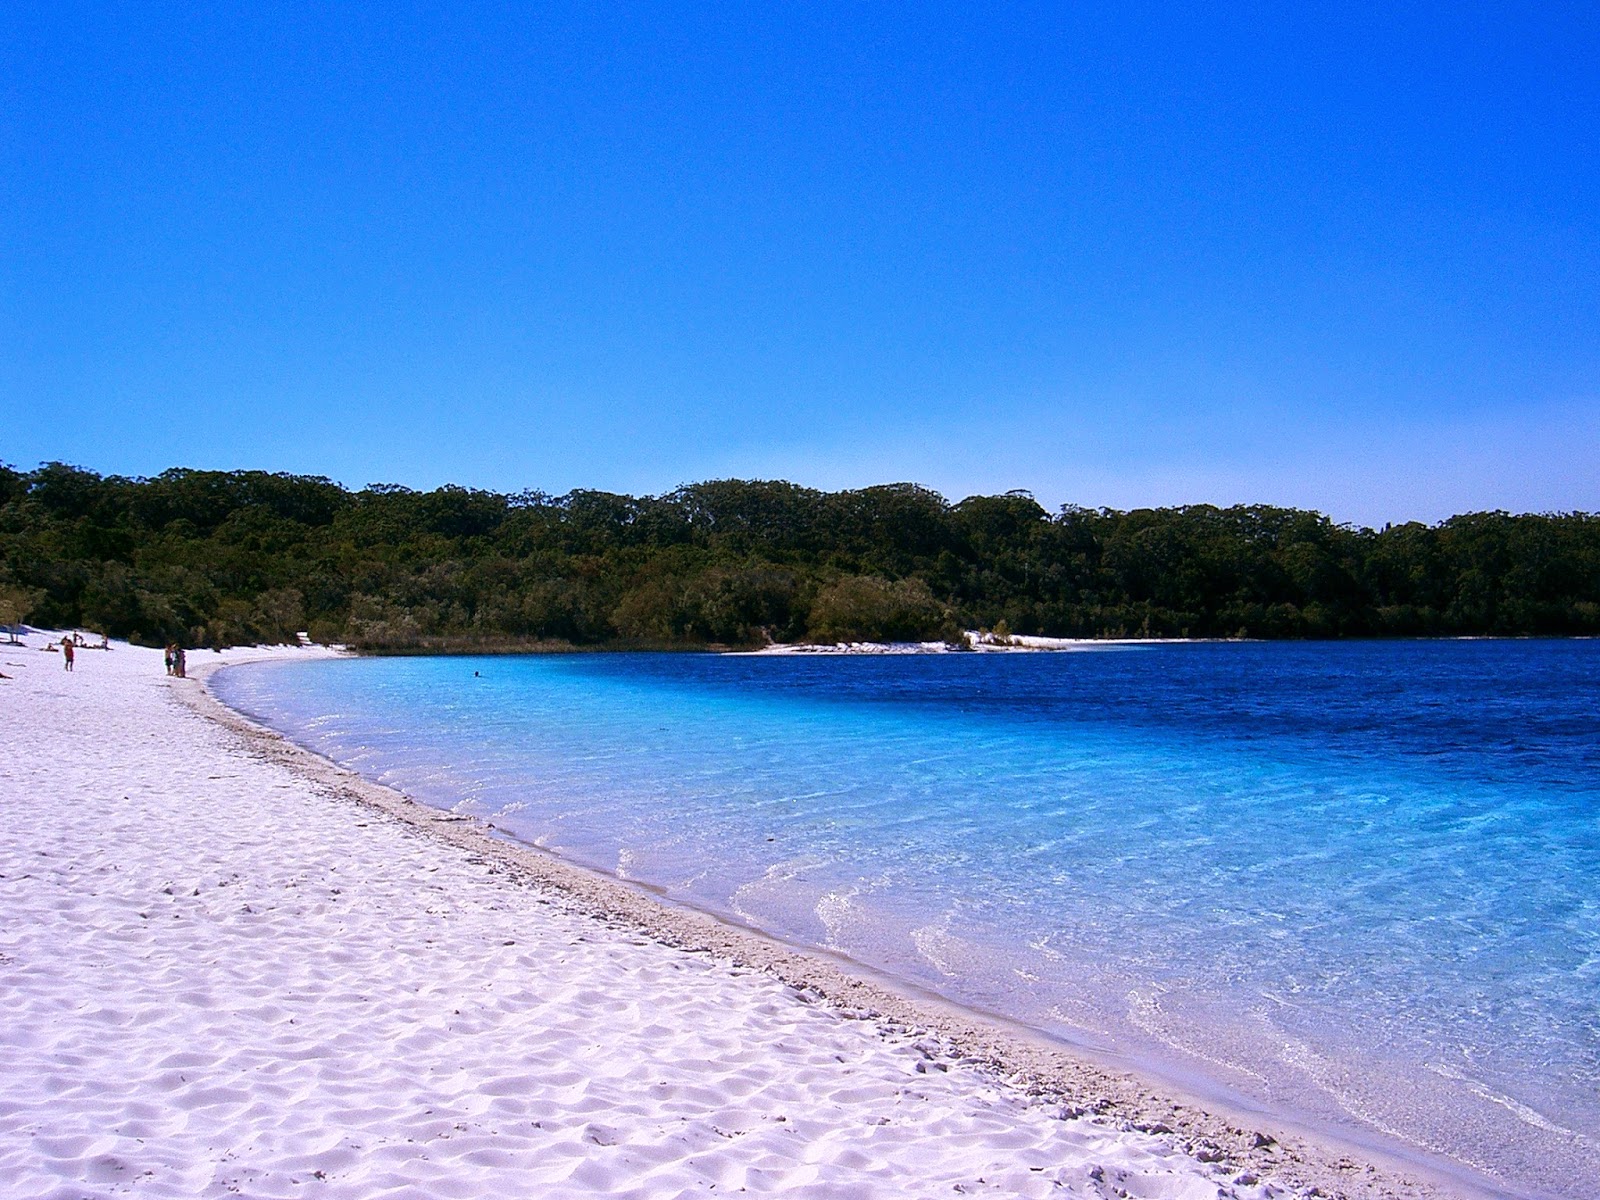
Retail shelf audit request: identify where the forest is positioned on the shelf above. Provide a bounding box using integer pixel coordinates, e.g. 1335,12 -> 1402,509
2,462 -> 1598,650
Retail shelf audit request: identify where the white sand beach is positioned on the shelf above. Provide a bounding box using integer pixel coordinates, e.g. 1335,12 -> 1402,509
0,636 -> 1481,1199
743,634 -> 1202,654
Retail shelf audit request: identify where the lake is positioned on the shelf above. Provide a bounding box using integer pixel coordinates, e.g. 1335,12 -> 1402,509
214,640 -> 1600,1198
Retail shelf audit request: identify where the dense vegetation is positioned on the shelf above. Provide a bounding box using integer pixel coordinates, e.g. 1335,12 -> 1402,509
2,462 -> 1598,650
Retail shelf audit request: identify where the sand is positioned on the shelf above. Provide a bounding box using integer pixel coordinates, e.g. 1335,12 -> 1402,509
0,635 -> 1484,1199
742,634 -> 1201,654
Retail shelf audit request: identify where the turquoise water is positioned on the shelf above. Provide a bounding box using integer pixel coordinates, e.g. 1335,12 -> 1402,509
215,642 -> 1600,1198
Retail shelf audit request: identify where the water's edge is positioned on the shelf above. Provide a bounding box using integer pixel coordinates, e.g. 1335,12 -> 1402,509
193,656 -> 1507,1200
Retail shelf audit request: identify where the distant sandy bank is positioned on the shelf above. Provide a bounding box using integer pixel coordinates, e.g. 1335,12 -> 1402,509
739,633 -> 1210,654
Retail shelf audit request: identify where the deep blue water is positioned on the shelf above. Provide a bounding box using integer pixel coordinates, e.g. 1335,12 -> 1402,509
215,641 -> 1600,1198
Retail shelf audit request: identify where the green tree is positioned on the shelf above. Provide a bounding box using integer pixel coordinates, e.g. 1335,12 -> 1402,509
807,575 -> 948,642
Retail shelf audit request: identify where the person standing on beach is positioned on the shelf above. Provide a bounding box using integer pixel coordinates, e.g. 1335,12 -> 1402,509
164,643 -> 175,675
62,637 -> 74,672
173,646 -> 186,678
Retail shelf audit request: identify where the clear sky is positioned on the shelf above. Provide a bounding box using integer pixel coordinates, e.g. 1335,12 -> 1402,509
3,3 -> 1596,526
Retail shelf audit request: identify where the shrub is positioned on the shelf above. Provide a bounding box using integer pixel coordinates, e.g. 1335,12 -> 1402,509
806,575 -> 947,642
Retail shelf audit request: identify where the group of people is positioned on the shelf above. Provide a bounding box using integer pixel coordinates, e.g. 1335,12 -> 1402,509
44,631 -> 183,675
53,631 -> 107,670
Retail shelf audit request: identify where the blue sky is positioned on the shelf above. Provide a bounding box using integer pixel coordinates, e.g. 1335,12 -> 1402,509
3,3 -> 1596,525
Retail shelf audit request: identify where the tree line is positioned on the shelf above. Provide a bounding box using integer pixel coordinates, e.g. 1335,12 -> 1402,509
2,462 -> 1597,650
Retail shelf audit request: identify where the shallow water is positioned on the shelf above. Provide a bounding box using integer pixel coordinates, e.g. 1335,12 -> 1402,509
215,641 -> 1600,1198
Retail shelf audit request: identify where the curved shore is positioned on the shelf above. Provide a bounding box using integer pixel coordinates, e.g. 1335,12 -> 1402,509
2,636 -> 1496,1198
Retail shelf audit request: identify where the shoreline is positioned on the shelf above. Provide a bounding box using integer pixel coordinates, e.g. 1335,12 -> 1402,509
188,649 -> 1503,1200
737,634 -> 1206,654
346,632 -> 1593,658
